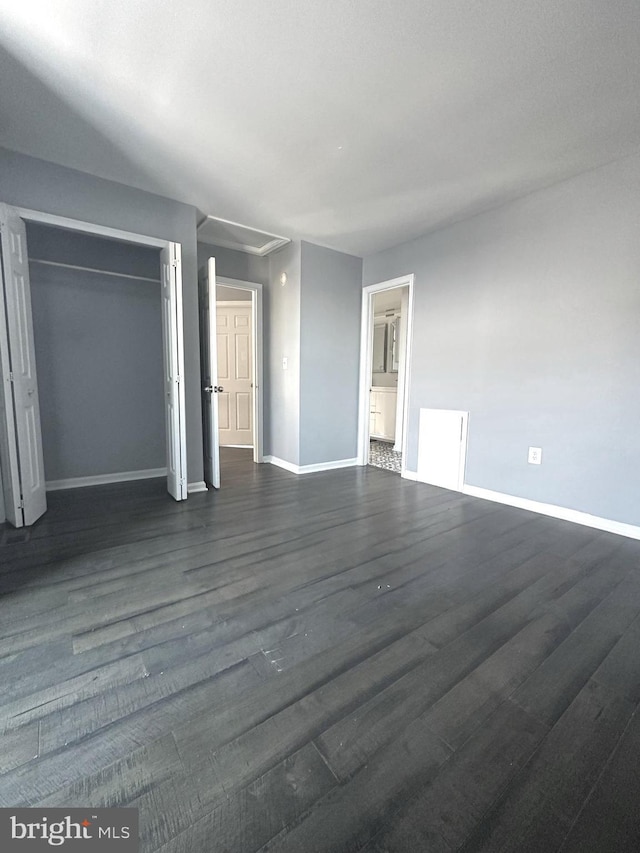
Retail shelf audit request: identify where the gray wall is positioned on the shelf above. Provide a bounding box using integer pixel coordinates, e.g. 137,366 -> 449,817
364,151 -> 640,527
26,222 -> 161,279
266,242 -> 301,465
299,241 -> 363,466
28,224 -> 165,481
197,241 -> 269,286
0,146 -> 203,498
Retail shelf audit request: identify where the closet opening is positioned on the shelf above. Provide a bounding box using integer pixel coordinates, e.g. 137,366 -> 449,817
0,204 -> 187,527
28,222 -> 167,490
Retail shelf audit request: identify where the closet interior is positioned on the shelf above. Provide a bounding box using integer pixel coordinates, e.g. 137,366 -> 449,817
25,222 -> 166,489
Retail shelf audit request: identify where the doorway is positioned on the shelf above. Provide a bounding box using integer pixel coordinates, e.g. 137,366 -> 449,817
216,296 -> 254,449
0,203 -> 187,528
199,260 -> 263,489
357,275 -> 415,477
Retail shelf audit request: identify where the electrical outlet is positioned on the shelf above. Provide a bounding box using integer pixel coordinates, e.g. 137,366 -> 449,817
528,447 -> 542,465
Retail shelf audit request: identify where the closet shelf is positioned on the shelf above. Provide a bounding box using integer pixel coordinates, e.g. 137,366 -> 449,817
29,258 -> 160,284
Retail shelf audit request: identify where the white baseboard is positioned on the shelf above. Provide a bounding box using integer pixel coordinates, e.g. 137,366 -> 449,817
300,457 -> 359,474
46,467 -> 167,491
264,455 -> 299,474
462,484 -> 640,542
187,481 -> 208,494
402,469 -> 418,481
221,444 -> 253,449
265,455 -> 359,475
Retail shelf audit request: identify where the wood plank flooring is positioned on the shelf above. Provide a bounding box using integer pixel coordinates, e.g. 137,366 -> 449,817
1,447 -> 640,852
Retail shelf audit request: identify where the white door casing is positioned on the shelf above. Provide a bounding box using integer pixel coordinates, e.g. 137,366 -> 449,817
199,257 -> 220,488
393,287 -> 409,453
0,204 -> 47,527
216,303 -> 253,447
358,275 -> 415,474
215,276 -> 264,465
417,408 -> 469,491
160,242 -> 187,500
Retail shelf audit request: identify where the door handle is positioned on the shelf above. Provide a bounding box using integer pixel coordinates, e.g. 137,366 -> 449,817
204,385 -> 224,393
215,386 -> 224,393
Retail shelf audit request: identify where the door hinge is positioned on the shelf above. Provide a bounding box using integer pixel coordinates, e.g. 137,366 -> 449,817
18,499 -> 24,509
171,259 -> 179,268
176,374 -> 181,384
9,371 -> 14,383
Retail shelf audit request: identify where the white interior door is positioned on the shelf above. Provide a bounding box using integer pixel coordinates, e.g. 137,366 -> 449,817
160,242 -> 187,500
216,303 -> 253,447
417,408 -> 468,491
199,258 -> 220,488
0,204 -> 47,526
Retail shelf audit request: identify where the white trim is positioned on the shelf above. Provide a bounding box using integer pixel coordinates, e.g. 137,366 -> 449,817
187,481 -> 208,493
393,287 -> 409,453
222,444 -> 253,449
46,468 -> 167,491
265,456 -> 359,475
264,455 -> 299,474
402,469 -> 419,481
462,485 -> 640,541
215,276 -> 264,464
358,274 -> 415,477
197,215 -> 290,256
215,300 -> 253,307
300,457 -> 359,474
14,208 -> 167,248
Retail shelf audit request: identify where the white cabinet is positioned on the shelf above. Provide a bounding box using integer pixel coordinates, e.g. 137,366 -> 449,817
369,387 -> 397,441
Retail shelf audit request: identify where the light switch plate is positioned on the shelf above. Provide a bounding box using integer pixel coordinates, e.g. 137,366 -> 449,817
528,446 -> 542,465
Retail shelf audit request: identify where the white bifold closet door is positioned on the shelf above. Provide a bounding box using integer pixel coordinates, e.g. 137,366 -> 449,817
198,257 -> 220,489
160,242 -> 188,500
0,204 -> 47,526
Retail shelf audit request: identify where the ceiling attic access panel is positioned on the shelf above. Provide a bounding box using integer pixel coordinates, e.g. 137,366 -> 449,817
197,216 -> 289,257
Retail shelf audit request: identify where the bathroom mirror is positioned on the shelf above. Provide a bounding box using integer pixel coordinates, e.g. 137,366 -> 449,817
388,316 -> 400,372
372,323 -> 387,373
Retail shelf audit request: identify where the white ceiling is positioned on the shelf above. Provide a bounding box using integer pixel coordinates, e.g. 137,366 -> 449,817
1,1 -> 639,256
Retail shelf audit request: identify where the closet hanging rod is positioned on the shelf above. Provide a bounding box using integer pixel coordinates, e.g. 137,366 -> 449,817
29,258 -> 161,284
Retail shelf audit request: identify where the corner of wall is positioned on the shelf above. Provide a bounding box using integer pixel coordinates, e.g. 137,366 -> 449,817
265,241 -> 302,466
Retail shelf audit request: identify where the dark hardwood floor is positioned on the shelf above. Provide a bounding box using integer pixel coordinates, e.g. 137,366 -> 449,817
1,447 -> 640,851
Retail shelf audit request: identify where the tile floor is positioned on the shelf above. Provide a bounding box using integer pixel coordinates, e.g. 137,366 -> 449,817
368,439 -> 402,473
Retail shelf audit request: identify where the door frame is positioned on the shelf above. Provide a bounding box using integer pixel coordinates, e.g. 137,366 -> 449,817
5,205 -> 188,501
357,274 -> 415,477
216,276 -> 264,464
